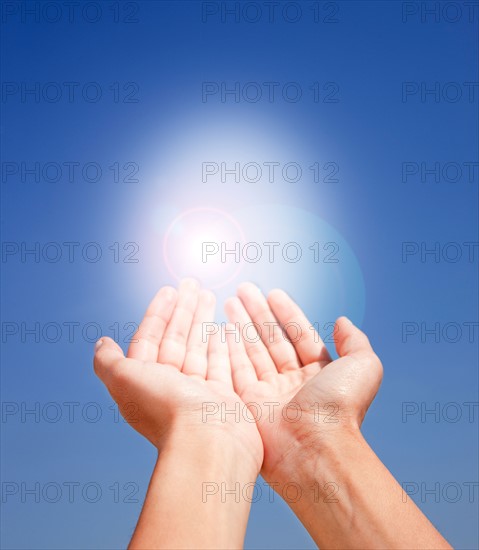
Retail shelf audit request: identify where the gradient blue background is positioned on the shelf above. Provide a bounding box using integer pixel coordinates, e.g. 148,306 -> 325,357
1,1 -> 478,548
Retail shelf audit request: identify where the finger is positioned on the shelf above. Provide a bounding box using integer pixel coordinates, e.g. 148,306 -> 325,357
94,337 -> 126,383
224,296 -> 276,379
157,278 -> 200,369
225,322 -> 258,394
207,326 -> 233,388
127,286 -> 177,362
182,290 -> 216,378
237,282 -> 299,372
333,317 -> 383,397
334,317 -> 376,359
267,288 -> 332,365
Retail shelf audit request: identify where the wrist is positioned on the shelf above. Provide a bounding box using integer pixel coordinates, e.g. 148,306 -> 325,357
264,421 -> 364,486
160,422 -> 261,479
262,424 -> 369,546
131,421 -> 260,550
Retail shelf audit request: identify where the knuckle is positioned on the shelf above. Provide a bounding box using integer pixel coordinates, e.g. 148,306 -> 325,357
166,327 -> 187,343
277,357 -> 298,371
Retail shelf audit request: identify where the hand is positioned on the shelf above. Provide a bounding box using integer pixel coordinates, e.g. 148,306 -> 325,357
224,282 -> 383,480
93,279 -> 263,472
224,284 -> 451,550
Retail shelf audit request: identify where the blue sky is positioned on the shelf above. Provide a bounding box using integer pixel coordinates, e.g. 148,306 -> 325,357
1,1 -> 478,548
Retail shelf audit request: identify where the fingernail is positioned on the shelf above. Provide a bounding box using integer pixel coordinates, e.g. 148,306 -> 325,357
95,339 -> 103,352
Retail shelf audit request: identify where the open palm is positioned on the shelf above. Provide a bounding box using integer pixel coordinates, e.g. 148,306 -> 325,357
225,283 -> 383,479
94,279 -> 263,469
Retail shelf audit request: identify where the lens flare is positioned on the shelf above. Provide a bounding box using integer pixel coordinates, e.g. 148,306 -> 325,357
163,207 -> 246,289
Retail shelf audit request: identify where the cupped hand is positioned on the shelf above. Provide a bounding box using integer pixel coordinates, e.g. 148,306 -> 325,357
93,279 -> 263,470
224,283 -> 383,479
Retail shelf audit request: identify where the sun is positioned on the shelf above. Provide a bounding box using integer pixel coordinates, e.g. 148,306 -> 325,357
163,207 -> 246,289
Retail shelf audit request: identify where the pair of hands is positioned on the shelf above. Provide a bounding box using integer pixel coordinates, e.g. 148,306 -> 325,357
94,279 -> 453,550
93,278 -> 383,482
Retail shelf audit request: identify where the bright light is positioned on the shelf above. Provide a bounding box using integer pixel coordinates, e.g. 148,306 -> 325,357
163,207 -> 246,289
126,110 -> 364,328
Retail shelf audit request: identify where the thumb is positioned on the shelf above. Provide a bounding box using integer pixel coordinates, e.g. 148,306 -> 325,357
334,316 -> 375,359
93,337 -> 125,382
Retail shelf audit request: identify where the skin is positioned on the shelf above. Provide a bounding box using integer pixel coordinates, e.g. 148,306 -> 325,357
93,279 -> 263,549
94,279 -> 452,549
223,282 -> 383,478
224,282 -> 452,550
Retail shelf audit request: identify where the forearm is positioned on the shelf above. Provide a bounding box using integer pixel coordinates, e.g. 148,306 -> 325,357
267,428 -> 451,550
129,430 -> 259,550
